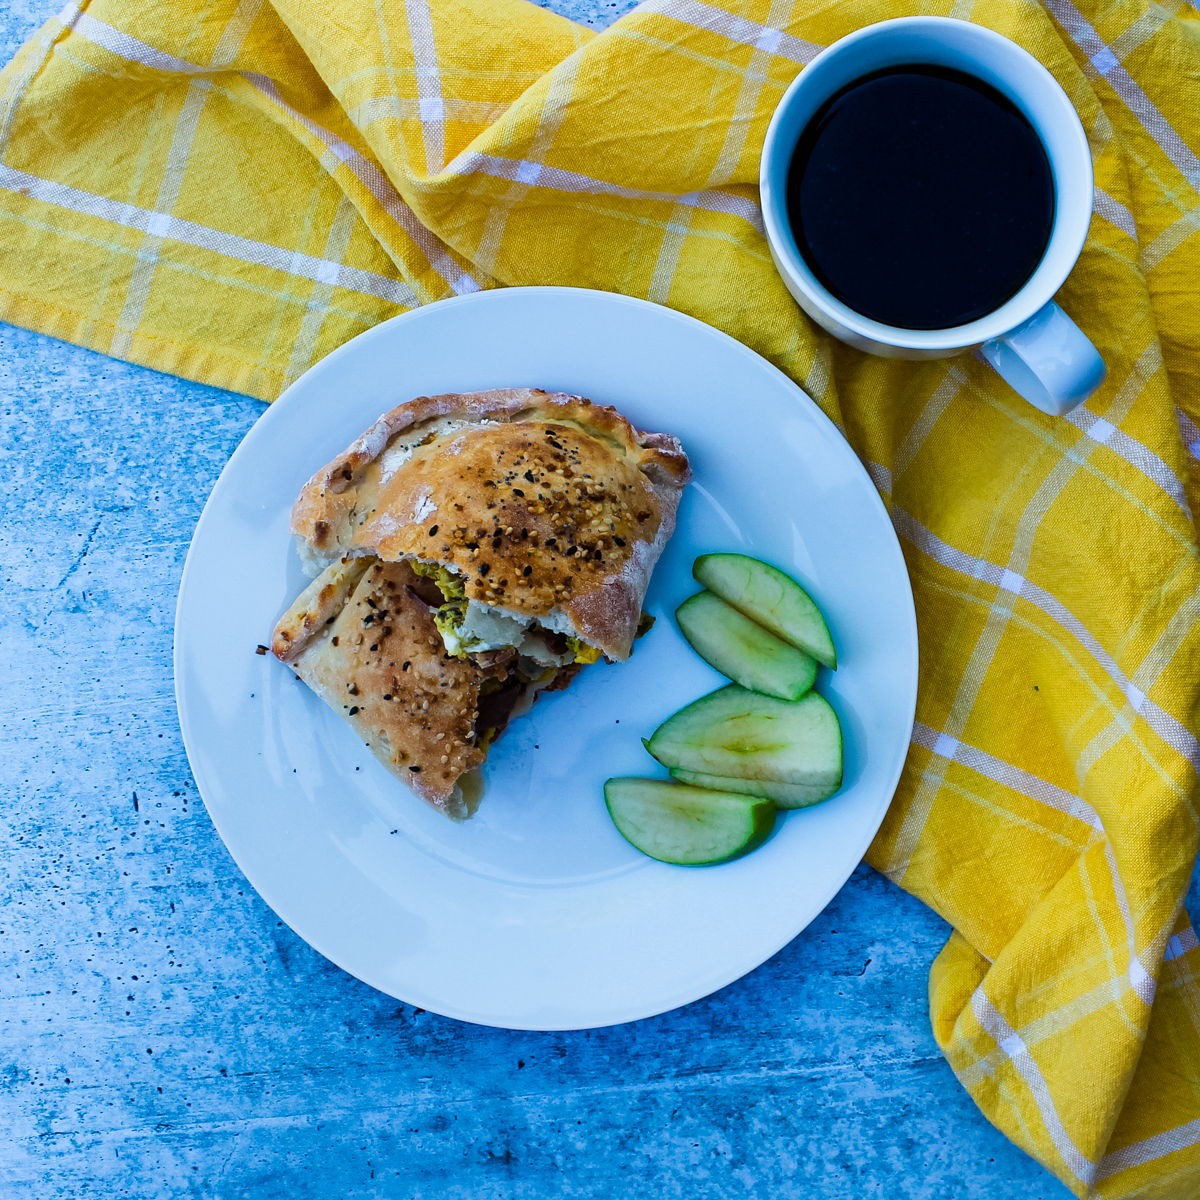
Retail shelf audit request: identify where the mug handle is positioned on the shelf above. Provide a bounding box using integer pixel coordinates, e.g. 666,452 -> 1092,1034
980,302 -> 1107,417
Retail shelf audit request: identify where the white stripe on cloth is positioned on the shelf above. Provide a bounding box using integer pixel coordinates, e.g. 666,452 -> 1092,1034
239,73 -> 480,296
863,459 -> 892,496
1041,0 -> 1200,186
913,718 -> 1158,1007
1164,926 -> 1200,962
211,0 -> 265,64
74,12 -> 208,74
109,0 -> 268,362
890,506 -> 1200,774
403,0 -> 447,175
883,450 -> 1094,886
1176,408 -> 1200,461
887,365 -> 969,487
112,77 -> 215,361
955,907 -> 1181,1094
471,53 -> 583,278
1097,1116 -> 1200,1182
879,340 -> 1173,882
0,164 -> 420,308
67,15 -> 483,297
1102,2 -> 1179,74
348,94 -> 513,130
0,4 -> 82,158
449,150 -> 764,232
1104,842 -> 1157,1005
1093,186 -> 1138,242
632,0 -> 823,65
971,989 -> 1098,1186
1139,204 -> 1200,273
700,0 -> 798,191
282,192 -> 361,388
910,721 -> 1105,832
1079,584 -> 1200,791
913,714 -> 1169,1010
1066,401 -> 1189,516
646,205 -> 696,304
640,0 -> 793,301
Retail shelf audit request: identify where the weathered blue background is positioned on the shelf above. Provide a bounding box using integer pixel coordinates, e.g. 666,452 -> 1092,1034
3,2 -> 1196,1196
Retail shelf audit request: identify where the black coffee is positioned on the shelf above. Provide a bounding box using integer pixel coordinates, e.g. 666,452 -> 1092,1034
786,65 -> 1054,330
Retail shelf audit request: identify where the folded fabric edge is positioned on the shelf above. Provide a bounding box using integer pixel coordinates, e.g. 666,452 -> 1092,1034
0,287 -> 290,402
927,913 -> 1200,1198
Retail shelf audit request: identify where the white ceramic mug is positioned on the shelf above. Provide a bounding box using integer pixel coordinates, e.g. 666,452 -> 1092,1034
759,17 -> 1106,417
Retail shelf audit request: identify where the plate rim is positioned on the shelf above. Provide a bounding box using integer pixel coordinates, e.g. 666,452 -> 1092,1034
173,285 -> 919,1029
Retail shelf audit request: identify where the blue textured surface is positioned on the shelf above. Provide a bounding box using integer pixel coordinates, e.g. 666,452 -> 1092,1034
2,3 -> 1197,1197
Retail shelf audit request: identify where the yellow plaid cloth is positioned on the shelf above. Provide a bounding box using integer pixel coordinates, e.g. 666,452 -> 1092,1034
3,0 -> 1198,1192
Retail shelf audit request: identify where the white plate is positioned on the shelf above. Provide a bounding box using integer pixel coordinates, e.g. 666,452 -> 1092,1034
175,287 -> 918,1030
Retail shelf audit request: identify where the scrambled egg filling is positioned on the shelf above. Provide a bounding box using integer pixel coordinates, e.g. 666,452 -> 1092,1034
433,601 -> 469,652
434,603 -> 600,665
411,560 -> 466,601
413,561 -> 600,665
569,640 -> 603,664
415,568 -> 648,672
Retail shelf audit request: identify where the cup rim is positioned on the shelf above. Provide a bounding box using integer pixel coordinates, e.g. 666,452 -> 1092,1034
759,16 -> 1094,351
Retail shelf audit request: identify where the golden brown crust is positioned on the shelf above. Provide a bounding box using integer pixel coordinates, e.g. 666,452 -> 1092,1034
272,557 -> 512,814
290,389 -> 690,660
271,557 -> 372,664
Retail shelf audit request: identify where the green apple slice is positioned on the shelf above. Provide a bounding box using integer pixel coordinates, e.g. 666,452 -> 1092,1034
675,590 -> 817,700
669,768 -> 839,810
645,685 -> 842,787
604,777 -> 775,865
693,553 -> 836,669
